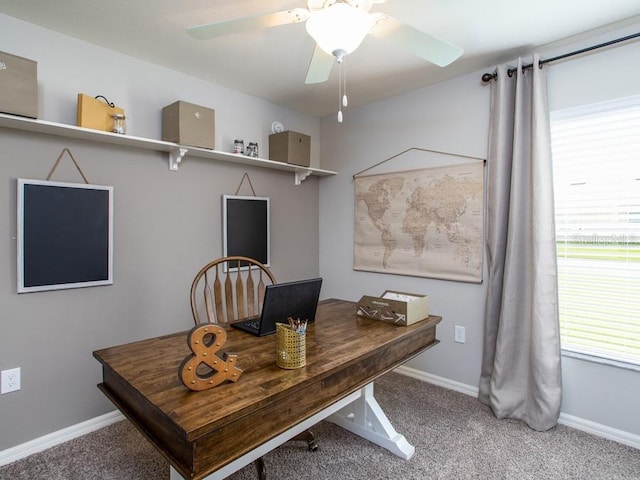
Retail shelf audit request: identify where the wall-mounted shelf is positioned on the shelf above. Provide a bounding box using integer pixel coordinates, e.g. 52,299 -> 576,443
0,113 -> 337,185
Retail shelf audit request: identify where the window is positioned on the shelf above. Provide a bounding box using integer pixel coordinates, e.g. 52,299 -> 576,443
550,96 -> 640,367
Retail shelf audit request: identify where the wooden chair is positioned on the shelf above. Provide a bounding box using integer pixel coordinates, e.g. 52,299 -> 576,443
189,256 -> 318,480
190,256 -> 276,326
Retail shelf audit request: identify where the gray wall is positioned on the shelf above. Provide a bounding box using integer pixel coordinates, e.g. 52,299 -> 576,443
0,14 -> 322,450
318,22 -> 640,437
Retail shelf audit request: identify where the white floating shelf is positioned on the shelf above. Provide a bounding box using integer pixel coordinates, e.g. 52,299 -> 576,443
0,113 -> 336,184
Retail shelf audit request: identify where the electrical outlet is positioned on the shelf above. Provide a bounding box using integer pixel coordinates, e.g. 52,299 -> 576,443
454,325 -> 466,344
1,367 -> 21,394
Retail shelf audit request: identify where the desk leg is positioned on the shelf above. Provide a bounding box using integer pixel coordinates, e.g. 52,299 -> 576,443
328,383 -> 415,460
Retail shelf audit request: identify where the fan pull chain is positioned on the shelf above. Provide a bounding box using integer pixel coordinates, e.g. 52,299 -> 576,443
342,57 -> 348,108
337,58 -> 344,123
336,55 -> 349,124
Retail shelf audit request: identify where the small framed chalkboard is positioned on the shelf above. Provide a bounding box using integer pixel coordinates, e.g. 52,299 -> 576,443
17,178 -> 114,293
222,195 -> 270,267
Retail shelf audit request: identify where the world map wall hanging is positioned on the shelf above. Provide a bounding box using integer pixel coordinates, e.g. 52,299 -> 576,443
354,159 -> 484,283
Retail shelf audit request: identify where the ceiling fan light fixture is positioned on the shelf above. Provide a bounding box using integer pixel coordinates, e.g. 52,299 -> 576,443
305,3 -> 373,57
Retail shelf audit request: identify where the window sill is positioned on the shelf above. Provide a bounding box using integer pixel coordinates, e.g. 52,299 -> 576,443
561,350 -> 640,373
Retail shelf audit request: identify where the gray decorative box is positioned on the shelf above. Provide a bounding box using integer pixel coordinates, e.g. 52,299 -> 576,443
269,131 -> 311,167
162,101 -> 215,149
0,51 -> 38,118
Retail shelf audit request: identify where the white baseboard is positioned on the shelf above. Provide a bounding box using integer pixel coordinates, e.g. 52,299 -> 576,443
393,365 -> 640,450
394,365 -> 479,397
0,410 -> 124,467
558,413 -> 640,450
2,369 -> 638,467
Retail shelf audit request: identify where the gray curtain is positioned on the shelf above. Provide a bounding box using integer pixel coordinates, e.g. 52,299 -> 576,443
479,55 -> 562,431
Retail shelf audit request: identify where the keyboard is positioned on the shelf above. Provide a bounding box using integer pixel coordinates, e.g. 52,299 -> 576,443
244,320 -> 260,331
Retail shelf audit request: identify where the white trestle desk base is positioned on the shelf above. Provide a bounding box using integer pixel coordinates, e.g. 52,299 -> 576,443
169,383 -> 413,480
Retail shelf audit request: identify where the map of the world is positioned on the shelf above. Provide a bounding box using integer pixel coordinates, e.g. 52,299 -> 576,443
354,162 -> 484,283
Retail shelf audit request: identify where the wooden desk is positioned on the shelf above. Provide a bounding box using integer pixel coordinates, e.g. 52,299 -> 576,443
93,298 -> 441,480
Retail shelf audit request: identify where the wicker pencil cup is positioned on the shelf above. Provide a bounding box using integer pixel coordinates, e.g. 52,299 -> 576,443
276,322 -> 306,369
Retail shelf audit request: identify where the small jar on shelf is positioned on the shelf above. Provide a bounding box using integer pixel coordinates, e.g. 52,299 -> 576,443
233,139 -> 244,154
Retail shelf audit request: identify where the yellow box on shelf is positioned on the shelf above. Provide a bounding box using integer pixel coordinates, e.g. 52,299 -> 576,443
77,93 -> 125,133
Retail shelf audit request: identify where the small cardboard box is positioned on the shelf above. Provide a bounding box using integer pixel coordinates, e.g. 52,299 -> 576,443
269,131 -> 310,167
0,51 -> 38,118
356,290 -> 429,326
162,101 -> 215,149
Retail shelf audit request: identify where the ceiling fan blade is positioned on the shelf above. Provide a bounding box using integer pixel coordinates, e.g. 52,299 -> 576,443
370,16 -> 463,67
305,45 -> 335,84
187,8 -> 309,40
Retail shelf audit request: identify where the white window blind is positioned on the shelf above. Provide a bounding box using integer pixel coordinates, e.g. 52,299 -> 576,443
550,96 -> 640,367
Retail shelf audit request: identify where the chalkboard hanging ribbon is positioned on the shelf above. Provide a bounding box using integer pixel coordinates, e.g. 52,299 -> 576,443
234,172 -> 257,196
47,148 -> 90,184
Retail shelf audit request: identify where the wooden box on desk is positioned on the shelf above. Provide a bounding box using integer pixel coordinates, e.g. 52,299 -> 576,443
269,130 -> 310,166
0,51 -> 38,118
356,290 -> 429,326
162,101 -> 215,149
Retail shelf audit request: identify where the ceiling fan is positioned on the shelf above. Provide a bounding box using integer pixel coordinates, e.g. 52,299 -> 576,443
187,0 -> 463,121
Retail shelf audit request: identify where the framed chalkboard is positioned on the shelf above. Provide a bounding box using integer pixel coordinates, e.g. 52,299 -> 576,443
222,195 -> 270,267
17,178 -> 114,293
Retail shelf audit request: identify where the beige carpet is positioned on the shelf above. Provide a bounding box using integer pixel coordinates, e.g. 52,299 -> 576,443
1,372 -> 639,479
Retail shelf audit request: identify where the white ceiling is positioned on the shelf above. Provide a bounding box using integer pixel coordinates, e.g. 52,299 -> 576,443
1,0 -> 640,117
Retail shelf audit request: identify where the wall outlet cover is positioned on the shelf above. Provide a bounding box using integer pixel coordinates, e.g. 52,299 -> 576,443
1,367 -> 21,394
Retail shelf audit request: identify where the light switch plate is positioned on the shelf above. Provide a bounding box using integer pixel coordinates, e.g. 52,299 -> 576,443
454,326 -> 466,344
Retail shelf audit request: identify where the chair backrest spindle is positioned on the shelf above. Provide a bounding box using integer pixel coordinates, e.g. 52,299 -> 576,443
246,267 -> 256,318
257,271 -> 267,313
203,271 -> 216,323
213,264 -> 223,322
235,259 -> 246,319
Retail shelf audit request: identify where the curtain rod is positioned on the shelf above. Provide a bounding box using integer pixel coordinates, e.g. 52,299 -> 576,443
481,31 -> 640,82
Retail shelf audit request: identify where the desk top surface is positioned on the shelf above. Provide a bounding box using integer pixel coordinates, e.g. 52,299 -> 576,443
93,298 -> 441,442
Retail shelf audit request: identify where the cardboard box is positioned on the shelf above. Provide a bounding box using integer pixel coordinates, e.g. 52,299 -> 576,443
162,101 -> 215,149
0,51 -> 38,118
77,94 -> 125,132
269,131 -> 310,167
356,290 -> 429,326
